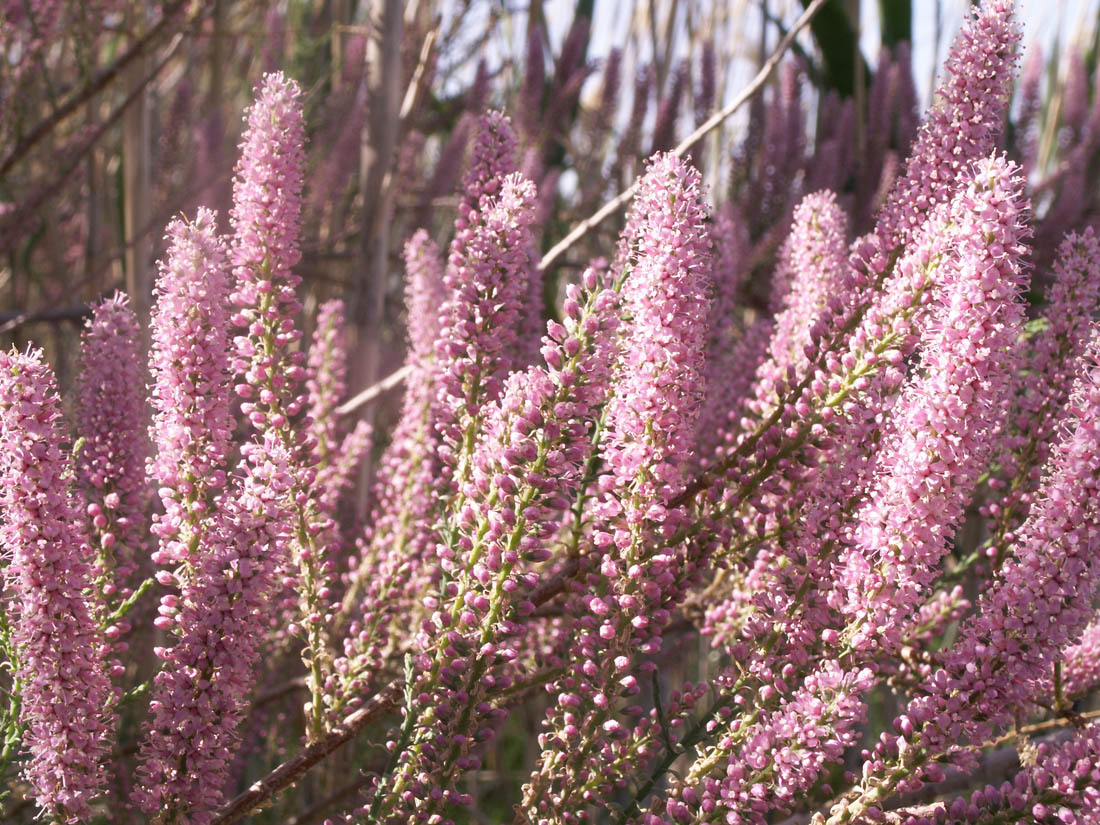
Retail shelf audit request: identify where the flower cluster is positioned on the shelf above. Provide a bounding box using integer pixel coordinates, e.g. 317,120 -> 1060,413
147,209 -> 233,577
0,348 -> 115,823
522,154 -> 713,821
6,3 -> 1100,825
75,292 -> 147,591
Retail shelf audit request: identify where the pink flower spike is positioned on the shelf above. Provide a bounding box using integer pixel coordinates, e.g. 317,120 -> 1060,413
0,347 -> 116,823
148,209 -> 233,576
76,291 -> 147,588
871,0 -> 1019,265
837,153 -> 1031,657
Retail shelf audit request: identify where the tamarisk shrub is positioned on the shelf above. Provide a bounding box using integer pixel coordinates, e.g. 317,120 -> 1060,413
2,3 -> 1100,825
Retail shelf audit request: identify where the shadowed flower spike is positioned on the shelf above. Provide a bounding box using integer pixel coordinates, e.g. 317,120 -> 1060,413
306,299 -> 352,468
983,228 -> 1100,553
695,205 -> 759,462
305,299 -> 372,513
327,232 -> 448,722
76,291 -> 147,592
1063,616 -> 1100,700
1017,45 -> 1044,177
0,347 -> 116,823
404,229 -> 447,373
1062,50 -> 1090,135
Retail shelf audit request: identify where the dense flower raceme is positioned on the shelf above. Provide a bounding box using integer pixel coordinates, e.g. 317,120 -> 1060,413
767,191 -> 851,373
306,299 -> 369,502
368,268 -> 620,824
835,153 -> 1031,657
824,329 -> 1100,825
8,4 -> 1100,824
897,725 -> 1100,825
0,348 -> 115,823
75,292 -> 147,593
227,71 -> 343,741
694,0 -> 1024,569
521,153 -> 713,821
147,209 -> 233,580
640,152 -> 1030,825
871,0 -> 1019,261
434,129 -> 538,487
133,436 -> 295,823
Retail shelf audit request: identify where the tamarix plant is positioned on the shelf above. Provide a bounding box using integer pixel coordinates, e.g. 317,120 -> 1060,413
2,3 -> 1100,825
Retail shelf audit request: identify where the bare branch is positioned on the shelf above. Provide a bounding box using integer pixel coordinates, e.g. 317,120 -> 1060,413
207,680 -> 402,825
335,363 -> 412,415
0,0 -> 191,180
0,305 -> 93,335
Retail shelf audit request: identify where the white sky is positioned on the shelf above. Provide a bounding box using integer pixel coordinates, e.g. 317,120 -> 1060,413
539,0 -> 1100,109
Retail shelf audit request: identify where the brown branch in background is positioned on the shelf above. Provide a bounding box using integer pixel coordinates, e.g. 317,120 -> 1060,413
208,680 -> 402,825
0,30 -> 189,254
122,5 -> 154,325
253,677 -> 308,708
0,305 -> 93,335
335,0 -> 830,418
0,0 -> 191,181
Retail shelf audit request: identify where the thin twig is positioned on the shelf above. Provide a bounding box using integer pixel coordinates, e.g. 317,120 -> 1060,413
334,363 -> 411,415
